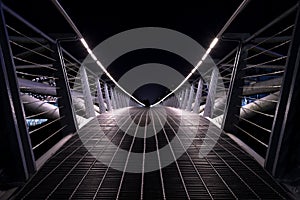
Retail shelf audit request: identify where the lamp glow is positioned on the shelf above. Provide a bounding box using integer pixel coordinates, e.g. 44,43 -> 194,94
90,52 -> 98,61
209,38 -> 219,49
80,38 -> 89,49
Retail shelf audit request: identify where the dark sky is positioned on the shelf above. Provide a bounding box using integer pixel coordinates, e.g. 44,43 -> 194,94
3,0 -> 299,104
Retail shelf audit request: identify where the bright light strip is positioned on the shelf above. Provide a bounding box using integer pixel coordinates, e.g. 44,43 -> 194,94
90,52 -> 98,61
201,50 -> 210,61
151,37 -> 219,107
80,38 -> 145,107
80,38 -> 89,49
210,37 -> 219,49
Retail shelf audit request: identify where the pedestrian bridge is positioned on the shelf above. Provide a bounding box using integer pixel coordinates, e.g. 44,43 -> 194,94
0,0 -> 300,199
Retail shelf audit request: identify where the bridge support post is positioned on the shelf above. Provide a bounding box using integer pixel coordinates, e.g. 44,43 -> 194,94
179,90 -> 184,108
113,89 -> 120,109
222,43 -> 248,132
53,42 -> 78,135
96,79 -> 106,113
204,67 -> 219,117
120,93 -> 126,108
187,84 -> 195,111
0,1 -> 36,183
104,82 -> 112,111
173,96 -> 177,108
124,95 -> 129,106
122,94 -> 126,108
265,5 -> 300,180
117,91 -> 123,108
79,66 -> 95,118
120,94 -> 126,108
171,96 -> 177,108
116,92 -> 121,108
181,87 -> 189,109
193,79 -> 203,113
110,86 -> 116,109
175,96 -> 180,108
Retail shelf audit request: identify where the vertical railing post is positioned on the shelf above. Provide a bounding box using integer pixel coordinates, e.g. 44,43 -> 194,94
222,43 -> 248,132
110,86 -> 116,110
126,96 -> 130,107
114,89 -> 120,109
179,90 -> 185,108
79,66 -> 95,118
170,97 -> 174,108
122,94 -> 128,107
115,91 -> 120,108
121,93 -> 125,108
203,67 -> 219,117
173,96 -> 179,108
53,41 -> 78,135
181,87 -> 190,109
0,1 -> 36,182
104,82 -> 112,111
186,84 -> 195,111
96,78 -> 106,113
119,92 -> 124,108
265,5 -> 300,179
193,79 -> 203,113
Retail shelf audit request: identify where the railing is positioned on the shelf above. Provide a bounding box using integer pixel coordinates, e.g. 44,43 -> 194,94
61,50 -> 138,126
3,6 -> 73,160
223,5 -> 297,159
0,2 -> 137,187
162,4 -> 298,162
2,3 -> 138,161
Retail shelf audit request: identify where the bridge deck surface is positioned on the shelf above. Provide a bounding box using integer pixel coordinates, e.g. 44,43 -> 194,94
15,107 -> 288,199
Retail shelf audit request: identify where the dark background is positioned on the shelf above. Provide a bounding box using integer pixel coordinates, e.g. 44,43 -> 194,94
3,0 -> 298,103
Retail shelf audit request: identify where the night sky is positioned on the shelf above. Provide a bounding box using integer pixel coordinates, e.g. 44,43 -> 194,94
3,0 -> 298,104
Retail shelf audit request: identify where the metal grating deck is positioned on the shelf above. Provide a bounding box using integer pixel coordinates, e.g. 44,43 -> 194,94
14,107 -> 289,199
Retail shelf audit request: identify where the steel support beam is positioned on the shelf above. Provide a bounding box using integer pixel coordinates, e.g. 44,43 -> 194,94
179,90 -> 185,108
104,82 -> 112,111
186,84 -> 195,111
222,43 -> 248,132
118,93 -> 123,108
122,94 -> 128,107
193,79 -> 203,113
121,93 -> 126,108
113,89 -> 120,109
79,66 -> 95,118
0,1 -> 36,184
110,86 -> 116,109
204,67 -> 219,117
181,87 -> 189,109
53,41 -> 78,134
96,79 -> 106,113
